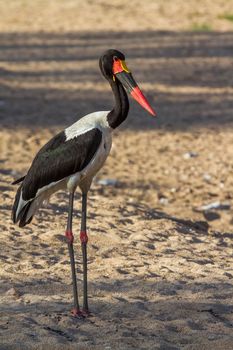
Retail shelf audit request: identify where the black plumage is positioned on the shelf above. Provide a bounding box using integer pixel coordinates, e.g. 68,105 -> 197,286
12,176 -> 25,185
12,128 -> 102,226
20,128 -> 102,201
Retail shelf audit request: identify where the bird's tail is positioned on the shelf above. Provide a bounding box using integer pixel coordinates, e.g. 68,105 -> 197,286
12,178 -> 46,227
12,185 -> 33,227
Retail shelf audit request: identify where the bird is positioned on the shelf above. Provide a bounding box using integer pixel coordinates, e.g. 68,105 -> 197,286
12,49 -> 156,317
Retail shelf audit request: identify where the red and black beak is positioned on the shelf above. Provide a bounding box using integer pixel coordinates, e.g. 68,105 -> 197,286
113,59 -> 156,117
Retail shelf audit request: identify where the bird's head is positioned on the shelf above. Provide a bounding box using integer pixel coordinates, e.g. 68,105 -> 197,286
99,49 -> 156,117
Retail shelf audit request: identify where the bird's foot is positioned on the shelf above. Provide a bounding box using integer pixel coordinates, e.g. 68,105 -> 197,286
71,308 -> 91,318
81,308 -> 91,317
71,308 -> 84,318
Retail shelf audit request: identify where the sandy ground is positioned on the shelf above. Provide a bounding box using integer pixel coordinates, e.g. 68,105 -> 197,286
0,1 -> 233,349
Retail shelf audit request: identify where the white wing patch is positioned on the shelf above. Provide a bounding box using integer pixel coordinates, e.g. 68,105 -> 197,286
15,191 -> 30,220
65,111 -> 110,141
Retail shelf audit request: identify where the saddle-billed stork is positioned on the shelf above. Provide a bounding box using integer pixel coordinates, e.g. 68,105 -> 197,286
12,49 -> 156,317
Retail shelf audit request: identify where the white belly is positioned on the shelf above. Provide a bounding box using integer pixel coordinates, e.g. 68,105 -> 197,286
67,129 -> 112,192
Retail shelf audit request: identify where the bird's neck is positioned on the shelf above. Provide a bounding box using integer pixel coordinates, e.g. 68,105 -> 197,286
107,79 -> 129,129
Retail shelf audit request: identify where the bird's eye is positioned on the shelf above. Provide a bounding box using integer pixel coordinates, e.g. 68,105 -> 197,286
113,56 -> 119,62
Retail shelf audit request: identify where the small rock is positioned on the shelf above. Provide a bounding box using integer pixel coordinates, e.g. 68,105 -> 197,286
183,151 -> 199,159
170,187 -> 177,193
159,197 -> 169,205
203,211 -> 221,221
5,287 -> 21,298
97,178 -> 118,186
208,334 -> 220,341
203,173 -> 211,182
224,272 -> 233,278
195,201 -> 231,212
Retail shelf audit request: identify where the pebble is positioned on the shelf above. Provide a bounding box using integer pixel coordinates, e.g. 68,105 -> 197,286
5,287 -> 21,298
203,211 -> 221,221
97,179 -> 118,186
183,151 -> 199,159
159,197 -> 169,205
203,173 -> 211,182
196,201 -> 231,212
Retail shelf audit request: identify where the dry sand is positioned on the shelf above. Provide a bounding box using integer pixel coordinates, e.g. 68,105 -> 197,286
0,1 -> 233,349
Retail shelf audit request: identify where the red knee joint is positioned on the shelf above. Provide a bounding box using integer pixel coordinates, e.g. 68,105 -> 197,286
65,230 -> 74,244
80,231 -> 88,244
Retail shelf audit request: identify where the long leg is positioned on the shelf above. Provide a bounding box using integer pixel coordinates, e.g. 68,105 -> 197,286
66,191 -> 81,317
80,192 -> 89,313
